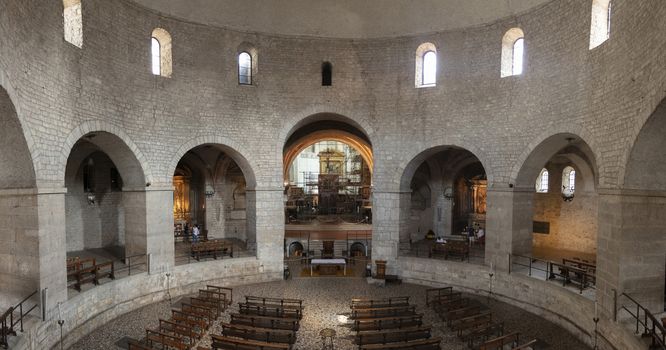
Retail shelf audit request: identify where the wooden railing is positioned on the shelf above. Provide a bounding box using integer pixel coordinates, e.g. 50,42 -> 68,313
614,290 -> 666,349
1,290 -> 39,349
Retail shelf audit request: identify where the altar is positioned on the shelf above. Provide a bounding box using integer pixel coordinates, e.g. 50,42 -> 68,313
310,258 -> 347,276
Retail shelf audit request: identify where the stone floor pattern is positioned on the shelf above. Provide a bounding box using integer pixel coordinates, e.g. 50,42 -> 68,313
70,278 -> 592,350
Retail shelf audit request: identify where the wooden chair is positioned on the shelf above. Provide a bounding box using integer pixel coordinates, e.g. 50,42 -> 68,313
321,240 -> 334,258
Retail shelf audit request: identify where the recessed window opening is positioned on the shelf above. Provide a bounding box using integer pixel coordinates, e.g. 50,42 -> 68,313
562,166 -> 576,196
63,0 -> 83,48
238,52 -> 252,85
322,62 -> 332,86
535,168 -> 549,193
590,0 -> 612,49
422,51 -> 437,86
151,37 -> 161,76
512,38 -> 524,76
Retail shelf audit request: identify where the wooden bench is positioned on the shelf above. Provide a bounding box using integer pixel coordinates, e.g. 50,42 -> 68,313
548,262 -> 594,293
425,287 -> 453,306
245,296 -> 303,310
443,241 -> 470,261
210,334 -> 289,350
438,305 -> 482,322
351,296 -> 410,309
427,292 -> 462,306
145,329 -> 189,350
512,339 -> 538,349
191,240 -> 233,261
220,323 -> 297,345
204,285 -> 233,307
479,332 -> 520,350
360,337 -> 441,349
172,309 -> 210,331
159,318 -> 200,344
95,261 -> 115,282
462,322 -> 504,349
181,303 -> 217,324
127,338 -> 153,350
352,314 -> 423,331
432,297 -> 470,313
239,303 -> 302,319
191,297 -> 222,318
351,305 -> 417,319
450,311 -> 492,335
355,326 -> 431,345
230,313 -> 300,331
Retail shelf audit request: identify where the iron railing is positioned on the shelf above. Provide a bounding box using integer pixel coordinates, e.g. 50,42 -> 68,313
1,290 -> 39,349
614,290 -> 666,349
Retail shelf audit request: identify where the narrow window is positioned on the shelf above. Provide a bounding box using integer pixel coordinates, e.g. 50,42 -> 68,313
590,0 -> 612,49
562,166 -> 576,196
63,0 -> 83,48
83,157 -> 95,192
238,52 -> 252,85
151,37 -> 161,76
512,38 -> 524,75
415,42 -> 437,87
151,28 -> 172,77
501,28 -> 525,77
535,168 -> 549,193
422,51 -> 437,86
322,62 -> 332,86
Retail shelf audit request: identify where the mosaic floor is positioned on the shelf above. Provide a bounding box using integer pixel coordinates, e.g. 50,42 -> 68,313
69,277 -> 592,350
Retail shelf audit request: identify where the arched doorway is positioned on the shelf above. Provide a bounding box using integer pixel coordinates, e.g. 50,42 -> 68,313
283,115 -> 373,263
0,85 -> 38,307
64,131 -> 148,291
399,146 -> 487,264
171,144 -> 256,264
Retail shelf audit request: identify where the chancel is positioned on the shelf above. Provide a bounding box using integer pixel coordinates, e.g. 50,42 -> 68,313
0,0 -> 664,350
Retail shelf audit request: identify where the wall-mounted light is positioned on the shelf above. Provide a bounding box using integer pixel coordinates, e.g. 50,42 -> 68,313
204,185 -> 215,198
86,192 -> 96,205
443,187 -> 453,200
562,186 -> 575,202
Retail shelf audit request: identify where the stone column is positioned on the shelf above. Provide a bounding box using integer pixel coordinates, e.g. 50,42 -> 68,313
396,191 -> 411,252
144,186 -> 175,274
485,187 -> 533,270
597,189 -> 666,314
204,182 -> 225,239
122,189 -> 147,258
372,190 -> 403,275
37,188 -> 68,309
252,188 -> 283,266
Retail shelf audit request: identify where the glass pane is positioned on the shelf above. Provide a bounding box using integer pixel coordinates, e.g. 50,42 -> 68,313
238,52 -> 252,84
151,38 -> 161,76
422,51 -> 437,86
512,38 -> 524,75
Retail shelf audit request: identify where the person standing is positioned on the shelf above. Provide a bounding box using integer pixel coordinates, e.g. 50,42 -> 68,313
192,224 -> 200,243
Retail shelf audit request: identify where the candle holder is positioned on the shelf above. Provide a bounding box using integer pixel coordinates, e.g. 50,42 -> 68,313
593,317 -> 599,350
58,319 -> 65,350
487,271 -> 495,304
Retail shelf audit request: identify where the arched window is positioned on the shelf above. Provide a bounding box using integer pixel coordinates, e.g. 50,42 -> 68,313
151,28 -> 172,78
63,0 -> 83,48
415,42 -> 437,88
238,52 -> 253,85
322,62 -> 332,86
590,0 -> 612,49
535,168 -> 549,193
562,166 -> 576,196
501,28 -> 525,77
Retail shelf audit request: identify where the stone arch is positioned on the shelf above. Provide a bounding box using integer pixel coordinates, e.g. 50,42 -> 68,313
167,136 -> 258,190
509,125 -> 599,189
623,97 -> 666,191
278,110 -> 376,151
60,121 -> 151,188
0,85 -> 36,188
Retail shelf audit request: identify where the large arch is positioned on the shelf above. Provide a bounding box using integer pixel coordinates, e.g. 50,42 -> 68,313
0,84 -> 39,307
279,110 -> 376,150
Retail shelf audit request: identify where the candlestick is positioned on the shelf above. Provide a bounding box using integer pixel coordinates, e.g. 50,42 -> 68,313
594,300 -> 598,318
57,302 -> 62,321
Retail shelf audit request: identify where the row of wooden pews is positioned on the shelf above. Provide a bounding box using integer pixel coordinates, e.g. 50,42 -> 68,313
66,257 -> 115,291
349,296 -> 442,349
203,295 -> 304,350
426,287 -> 538,349
127,285 -> 233,350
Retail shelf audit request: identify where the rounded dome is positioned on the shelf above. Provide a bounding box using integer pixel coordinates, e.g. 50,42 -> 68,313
131,0 -> 551,38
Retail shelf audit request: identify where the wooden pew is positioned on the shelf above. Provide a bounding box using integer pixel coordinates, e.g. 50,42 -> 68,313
239,303 -> 302,319
351,305 -> 417,319
172,309 -> 210,331
548,262 -> 594,293
220,323 -> 297,345
72,265 -> 97,291
181,303 -> 216,325
159,318 -> 200,344
351,296 -> 410,309
191,297 -> 222,318
463,322 -> 504,349
359,337 -> 442,350
145,329 -> 188,350
427,292 -> 462,306
191,240 -> 233,261
205,285 -> 233,308
512,339 -> 538,349
127,338 -> 152,350
210,334 -> 289,350
450,311 -> 492,335
245,296 -> 304,310
479,332 -> 520,350
438,304 -> 481,322
443,241 -> 470,261
355,326 -> 431,345
352,314 -> 423,331
95,261 -> 115,282
230,313 -> 300,331
432,297 -> 469,313
425,287 -> 453,306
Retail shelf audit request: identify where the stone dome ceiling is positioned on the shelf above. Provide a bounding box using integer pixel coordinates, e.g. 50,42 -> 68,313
131,0 -> 551,38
